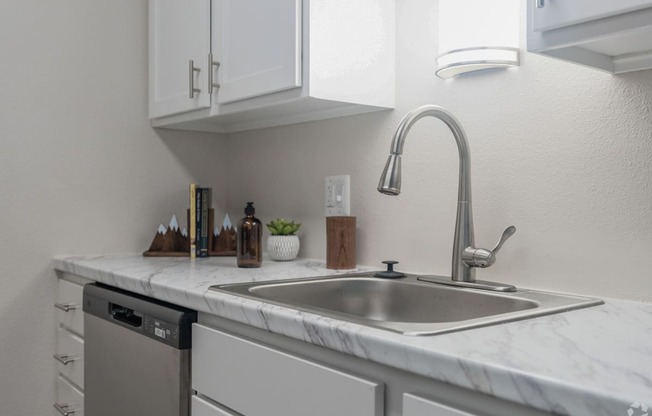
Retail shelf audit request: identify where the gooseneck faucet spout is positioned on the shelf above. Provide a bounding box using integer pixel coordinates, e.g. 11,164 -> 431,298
378,105 -> 516,291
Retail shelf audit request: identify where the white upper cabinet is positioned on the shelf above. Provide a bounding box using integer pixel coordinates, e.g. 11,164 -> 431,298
527,0 -> 652,74
212,0 -> 302,104
149,0 -> 395,133
149,1 -> 211,118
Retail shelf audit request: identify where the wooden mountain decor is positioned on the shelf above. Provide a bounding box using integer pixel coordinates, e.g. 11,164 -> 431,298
210,214 -> 237,256
143,211 -> 236,257
143,215 -> 190,257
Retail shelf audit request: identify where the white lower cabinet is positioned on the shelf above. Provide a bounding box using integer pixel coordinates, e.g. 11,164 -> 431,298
403,394 -> 476,416
192,396 -> 238,416
54,273 -> 88,415
192,323 -> 384,416
56,279 -> 84,336
55,328 -> 84,389
194,316 -> 554,416
55,376 -> 84,416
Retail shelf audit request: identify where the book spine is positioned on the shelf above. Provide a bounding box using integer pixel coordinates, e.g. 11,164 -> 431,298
189,184 -> 197,258
200,188 -> 211,257
195,187 -> 203,258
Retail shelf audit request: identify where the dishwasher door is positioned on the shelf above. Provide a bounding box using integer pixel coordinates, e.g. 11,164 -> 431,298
83,283 -> 197,416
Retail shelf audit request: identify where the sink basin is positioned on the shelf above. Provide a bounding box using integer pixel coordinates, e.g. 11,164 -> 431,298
212,273 -> 603,335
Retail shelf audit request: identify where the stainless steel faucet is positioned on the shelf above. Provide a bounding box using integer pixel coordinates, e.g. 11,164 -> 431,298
378,105 -> 516,292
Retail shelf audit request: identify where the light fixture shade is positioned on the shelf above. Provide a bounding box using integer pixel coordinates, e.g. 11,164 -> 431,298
436,0 -> 520,79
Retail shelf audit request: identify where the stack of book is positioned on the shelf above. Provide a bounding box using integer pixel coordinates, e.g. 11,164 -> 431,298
189,184 -> 212,258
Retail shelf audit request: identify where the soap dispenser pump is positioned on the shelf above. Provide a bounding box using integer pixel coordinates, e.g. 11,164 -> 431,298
237,202 -> 262,268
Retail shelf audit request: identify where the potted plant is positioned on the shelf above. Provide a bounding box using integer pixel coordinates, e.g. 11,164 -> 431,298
266,218 -> 301,261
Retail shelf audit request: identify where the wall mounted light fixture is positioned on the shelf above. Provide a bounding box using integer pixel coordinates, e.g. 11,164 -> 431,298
436,0 -> 520,79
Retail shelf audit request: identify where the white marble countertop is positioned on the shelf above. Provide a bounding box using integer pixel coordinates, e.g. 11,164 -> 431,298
53,254 -> 652,416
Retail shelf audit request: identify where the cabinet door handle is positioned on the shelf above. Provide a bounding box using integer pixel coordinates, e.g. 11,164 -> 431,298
536,0 -> 545,8
208,54 -> 221,92
53,354 -> 77,365
54,403 -> 75,416
54,303 -> 79,312
189,60 -> 201,98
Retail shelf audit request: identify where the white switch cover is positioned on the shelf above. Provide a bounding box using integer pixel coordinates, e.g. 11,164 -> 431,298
325,175 -> 350,216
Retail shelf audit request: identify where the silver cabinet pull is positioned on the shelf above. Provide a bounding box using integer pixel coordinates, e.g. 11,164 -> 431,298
53,354 -> 77,365
536,0 -> 545,8
189,60 -> 201,98
54,303 -> 79,312
54,403 -> 75,416
208,53 -> 221,92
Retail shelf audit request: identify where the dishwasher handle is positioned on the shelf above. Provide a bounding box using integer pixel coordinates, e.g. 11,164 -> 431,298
110,303 -> 143,327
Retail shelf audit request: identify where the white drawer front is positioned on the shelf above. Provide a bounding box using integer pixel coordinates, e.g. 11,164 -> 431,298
403,393 -> 477,416
56,328 -> 84,389
57,279 -> 84,336
192,395 -> 238,416
192,324 -> 383,416
55,376 -> 84,416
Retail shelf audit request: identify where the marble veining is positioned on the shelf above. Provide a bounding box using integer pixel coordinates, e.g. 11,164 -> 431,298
54,254 -> 652,416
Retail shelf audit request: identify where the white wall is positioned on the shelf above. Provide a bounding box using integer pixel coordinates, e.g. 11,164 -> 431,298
0,1 -> 227,414
226,1 -> 652,302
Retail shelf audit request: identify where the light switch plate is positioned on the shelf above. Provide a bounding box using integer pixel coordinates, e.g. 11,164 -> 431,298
325,175 -> 350,216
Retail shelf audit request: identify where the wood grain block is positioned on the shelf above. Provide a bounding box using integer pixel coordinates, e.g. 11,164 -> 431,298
326,216 -> 356,270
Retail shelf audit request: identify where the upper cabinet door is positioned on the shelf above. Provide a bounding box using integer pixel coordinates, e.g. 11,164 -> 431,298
149,0 -> 211,118
212,0 -> 302,104
532,0 -> 652,32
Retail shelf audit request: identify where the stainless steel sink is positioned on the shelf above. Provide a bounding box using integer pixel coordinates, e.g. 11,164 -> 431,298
212,273 -> 603,336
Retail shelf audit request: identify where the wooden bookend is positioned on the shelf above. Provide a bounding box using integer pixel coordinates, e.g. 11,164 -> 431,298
210,214 -> 237,256
326,216 -> 356,269
143,214 -> 190,257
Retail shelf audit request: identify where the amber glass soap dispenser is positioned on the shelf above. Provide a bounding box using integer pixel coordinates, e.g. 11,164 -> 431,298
237,202 -> 262,268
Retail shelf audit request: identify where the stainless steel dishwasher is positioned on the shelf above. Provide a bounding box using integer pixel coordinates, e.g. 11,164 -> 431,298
83,283 -> 197,416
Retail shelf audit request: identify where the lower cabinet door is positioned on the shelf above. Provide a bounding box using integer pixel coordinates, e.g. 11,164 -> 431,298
57,279 -> 84,335
55,328 -> 84,389
55,376 -> 84,416
403,393 -> 477,416
192,396 -> 238,416
192,324 -> 384,416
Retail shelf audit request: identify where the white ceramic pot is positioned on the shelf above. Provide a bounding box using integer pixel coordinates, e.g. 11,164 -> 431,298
267,235 -> 300,261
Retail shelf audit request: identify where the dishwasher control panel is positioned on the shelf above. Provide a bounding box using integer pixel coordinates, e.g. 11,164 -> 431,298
83,283 -> 197,350
144,316 -> 179,347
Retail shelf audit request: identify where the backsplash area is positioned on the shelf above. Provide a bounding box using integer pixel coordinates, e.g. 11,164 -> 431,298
224,0 -> 652,302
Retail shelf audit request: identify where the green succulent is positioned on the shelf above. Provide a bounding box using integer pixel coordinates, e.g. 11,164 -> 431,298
266,218 -> 301,236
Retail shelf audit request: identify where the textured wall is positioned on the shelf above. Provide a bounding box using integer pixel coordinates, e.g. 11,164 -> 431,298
0,1 -> 227,414
226,0 -> 652,302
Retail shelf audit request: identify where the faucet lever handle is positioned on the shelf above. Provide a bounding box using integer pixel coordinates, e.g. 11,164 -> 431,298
463,226 -> 516,268
491,226 -> 516,254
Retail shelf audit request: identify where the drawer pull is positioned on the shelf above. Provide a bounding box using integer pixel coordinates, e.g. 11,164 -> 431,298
53,354 -> 77,365
55,303 -> 79,312
54,403 -> 75,415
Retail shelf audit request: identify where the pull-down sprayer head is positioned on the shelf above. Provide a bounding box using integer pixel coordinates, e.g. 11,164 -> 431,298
378,154 -> 402,195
